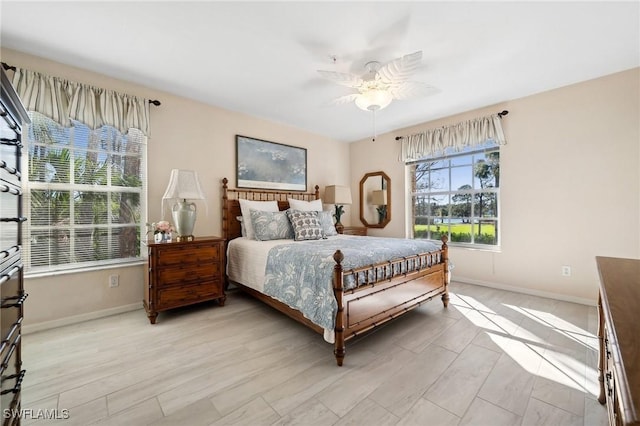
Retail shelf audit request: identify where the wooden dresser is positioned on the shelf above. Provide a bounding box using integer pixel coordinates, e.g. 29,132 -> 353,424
144,236 -> 226,324
339,226 -> 368,236
596,256 -> 640,426
1,67 -> 30,425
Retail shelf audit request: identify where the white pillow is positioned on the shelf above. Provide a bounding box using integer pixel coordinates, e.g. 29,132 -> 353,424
288,198 -> 322,211
239,199 -> 279,240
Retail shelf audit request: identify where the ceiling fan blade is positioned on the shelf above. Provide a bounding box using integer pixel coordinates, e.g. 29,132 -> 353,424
317,70 -> 363,88
329,93 -> 360,106
377,51 -> 423,85
389,81 -> 440,100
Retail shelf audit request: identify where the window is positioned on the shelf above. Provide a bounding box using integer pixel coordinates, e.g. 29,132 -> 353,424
24,112 -> 147,273
409,140 -> 499,247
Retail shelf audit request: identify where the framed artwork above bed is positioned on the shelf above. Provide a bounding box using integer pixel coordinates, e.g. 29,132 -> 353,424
236,135 -> 307,191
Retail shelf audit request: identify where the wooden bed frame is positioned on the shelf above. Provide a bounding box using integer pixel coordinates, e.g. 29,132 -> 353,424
222,177 -> 449,366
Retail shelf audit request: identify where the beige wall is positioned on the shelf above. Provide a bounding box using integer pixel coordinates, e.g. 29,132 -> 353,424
5,45 -> 637,328
2,48 -> 351,330
350,68 -> 640,304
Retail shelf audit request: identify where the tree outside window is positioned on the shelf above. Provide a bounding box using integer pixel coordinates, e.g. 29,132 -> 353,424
410,141 -> 500,247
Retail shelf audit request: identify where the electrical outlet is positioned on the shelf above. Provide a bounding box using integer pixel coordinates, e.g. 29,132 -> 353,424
561,266 -> 571,277
109,274 -> 119,287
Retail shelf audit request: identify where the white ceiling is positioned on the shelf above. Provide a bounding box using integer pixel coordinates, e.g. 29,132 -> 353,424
1,1 -> 639,143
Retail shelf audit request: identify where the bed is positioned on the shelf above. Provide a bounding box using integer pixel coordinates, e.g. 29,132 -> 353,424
222,177 -> 450,366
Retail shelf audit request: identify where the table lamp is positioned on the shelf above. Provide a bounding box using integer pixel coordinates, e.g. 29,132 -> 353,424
324,185 -> 352,233
162,169 -> 206,242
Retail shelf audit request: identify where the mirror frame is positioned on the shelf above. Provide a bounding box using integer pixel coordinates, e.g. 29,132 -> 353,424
359,171 -> 391,228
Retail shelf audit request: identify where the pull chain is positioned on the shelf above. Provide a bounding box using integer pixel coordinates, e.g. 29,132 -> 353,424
372,109 -> 377,142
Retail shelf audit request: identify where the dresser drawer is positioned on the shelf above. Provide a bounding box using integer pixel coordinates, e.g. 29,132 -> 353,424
0,188 -> 22,250
0,136 -> 20,180
1,263 -> 25,342
156,243 -> 220,266
0,246 -> 21,275
157,262 -> 221,286
157,281 -> 222,308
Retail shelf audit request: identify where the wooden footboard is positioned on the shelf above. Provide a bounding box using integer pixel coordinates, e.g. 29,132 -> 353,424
332,237 -> 448,365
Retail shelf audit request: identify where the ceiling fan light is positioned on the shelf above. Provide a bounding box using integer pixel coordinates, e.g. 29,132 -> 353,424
355,89 -> 393,111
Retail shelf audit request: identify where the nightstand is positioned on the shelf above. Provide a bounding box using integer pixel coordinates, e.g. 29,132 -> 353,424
339,226 -> 368,236
144,236 -> 225,324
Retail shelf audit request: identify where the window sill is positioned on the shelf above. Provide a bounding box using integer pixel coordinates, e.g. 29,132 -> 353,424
448,243 -> 501,253
25,260 -> 146,279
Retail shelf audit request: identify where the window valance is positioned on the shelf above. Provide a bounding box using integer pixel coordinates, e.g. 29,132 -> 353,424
11,67 -> 150,136
399,112 -> 507,162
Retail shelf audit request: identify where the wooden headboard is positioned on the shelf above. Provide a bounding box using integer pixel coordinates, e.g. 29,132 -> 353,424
222,177 -> 320,241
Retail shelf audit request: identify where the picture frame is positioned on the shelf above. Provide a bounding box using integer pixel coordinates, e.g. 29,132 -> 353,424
236,135 -> 307,191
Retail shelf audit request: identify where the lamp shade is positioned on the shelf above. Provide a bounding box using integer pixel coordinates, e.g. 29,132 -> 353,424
324,185 -> 352,205
371,189 -> 387,205
162,169 -> 206,200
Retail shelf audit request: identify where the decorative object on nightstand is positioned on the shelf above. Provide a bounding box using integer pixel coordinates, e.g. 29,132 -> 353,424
324,185 -> 352,233
144,236 -> 226,324
371,189 -> 387,224
148,220 -> 173,243
162,169 -> 206,242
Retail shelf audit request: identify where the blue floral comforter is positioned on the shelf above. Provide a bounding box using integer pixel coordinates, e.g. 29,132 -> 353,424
263,236 -> 441,331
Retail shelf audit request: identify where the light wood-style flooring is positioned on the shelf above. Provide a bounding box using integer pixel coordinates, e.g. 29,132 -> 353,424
21,282 -> 608,425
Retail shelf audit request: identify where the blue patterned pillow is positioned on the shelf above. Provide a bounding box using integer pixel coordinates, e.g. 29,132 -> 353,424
286,210 -> 325,241
317,210 -> 338,236
250,210 -> 294,241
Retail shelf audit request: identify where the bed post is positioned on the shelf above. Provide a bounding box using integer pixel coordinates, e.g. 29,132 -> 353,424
222,178 -> 229,289
441,235 -> 449,307
314,185 -> 320,200
222,178 -> 229,239
333,249 -> 345,366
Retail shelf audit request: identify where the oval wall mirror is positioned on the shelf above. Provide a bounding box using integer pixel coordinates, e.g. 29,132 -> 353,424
359,171 -> 391,228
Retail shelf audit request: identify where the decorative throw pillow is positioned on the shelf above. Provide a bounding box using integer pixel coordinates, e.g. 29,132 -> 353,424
317,210 -> 338,237
286,210 -> 325,241
250,210 -> 294,241
288,198 -> 323,212
239,199 -> 279,240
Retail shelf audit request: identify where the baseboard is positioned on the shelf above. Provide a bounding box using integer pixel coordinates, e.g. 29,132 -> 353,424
23,303 -> 143,334
21,279 -> 595,334
452,276 -> 597,307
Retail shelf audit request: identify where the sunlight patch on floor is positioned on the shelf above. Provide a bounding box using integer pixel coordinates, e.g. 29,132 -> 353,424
450,291 -> 599,397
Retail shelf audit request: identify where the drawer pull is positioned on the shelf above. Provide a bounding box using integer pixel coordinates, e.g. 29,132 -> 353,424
0,160 -> 21,179
0,370 -> 26,395
0,216 -> 27,223
0,318 -> 23,354
0,138 -> 21,147
0,184 -> 21,195
0,245 -> 20,260
1,293 -> 28,309
0,265 -> 21,286
1,335 -> 20,370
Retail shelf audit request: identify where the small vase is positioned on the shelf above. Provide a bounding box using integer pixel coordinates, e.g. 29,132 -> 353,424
154,233 -> 164,243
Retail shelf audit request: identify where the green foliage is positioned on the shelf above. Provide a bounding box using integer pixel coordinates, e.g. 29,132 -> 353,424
414,223 -> 497,245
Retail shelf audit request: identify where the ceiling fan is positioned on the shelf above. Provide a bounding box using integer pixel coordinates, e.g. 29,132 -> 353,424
318,50 -> 433,140
318,50 -> 432,112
